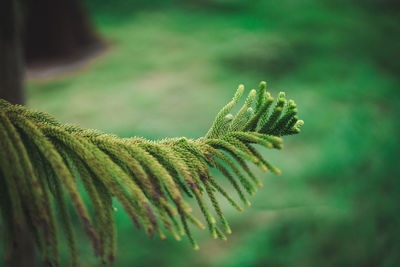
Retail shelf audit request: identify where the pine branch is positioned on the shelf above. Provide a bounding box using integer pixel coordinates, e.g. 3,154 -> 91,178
0,81 -> 303,266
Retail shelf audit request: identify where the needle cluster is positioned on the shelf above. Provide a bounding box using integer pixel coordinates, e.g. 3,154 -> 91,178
0,81 -> 303,266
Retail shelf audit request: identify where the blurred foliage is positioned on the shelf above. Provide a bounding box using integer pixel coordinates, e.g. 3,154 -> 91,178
22,0 -> 400,266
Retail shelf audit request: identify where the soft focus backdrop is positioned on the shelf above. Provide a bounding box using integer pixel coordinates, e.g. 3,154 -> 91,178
26,0 -> 400,266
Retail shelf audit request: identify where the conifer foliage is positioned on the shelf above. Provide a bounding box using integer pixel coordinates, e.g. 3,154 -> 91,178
0,82 -> 303,266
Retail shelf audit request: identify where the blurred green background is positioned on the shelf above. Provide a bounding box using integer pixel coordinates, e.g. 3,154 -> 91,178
26,0 -> 400,266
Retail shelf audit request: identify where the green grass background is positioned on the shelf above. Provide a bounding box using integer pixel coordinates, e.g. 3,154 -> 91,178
26,0 -> 400,266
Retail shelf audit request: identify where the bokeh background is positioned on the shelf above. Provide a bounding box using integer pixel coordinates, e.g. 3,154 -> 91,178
22,0 -> 400,266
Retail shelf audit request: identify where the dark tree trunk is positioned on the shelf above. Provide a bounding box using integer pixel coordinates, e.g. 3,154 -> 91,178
4,225 -> 37,267
0,0 -> 25,105
24,0 -> 101,67
1,2 -> 35,266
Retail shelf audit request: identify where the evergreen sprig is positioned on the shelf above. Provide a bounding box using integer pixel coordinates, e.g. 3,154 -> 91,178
0,82 -> 303,266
